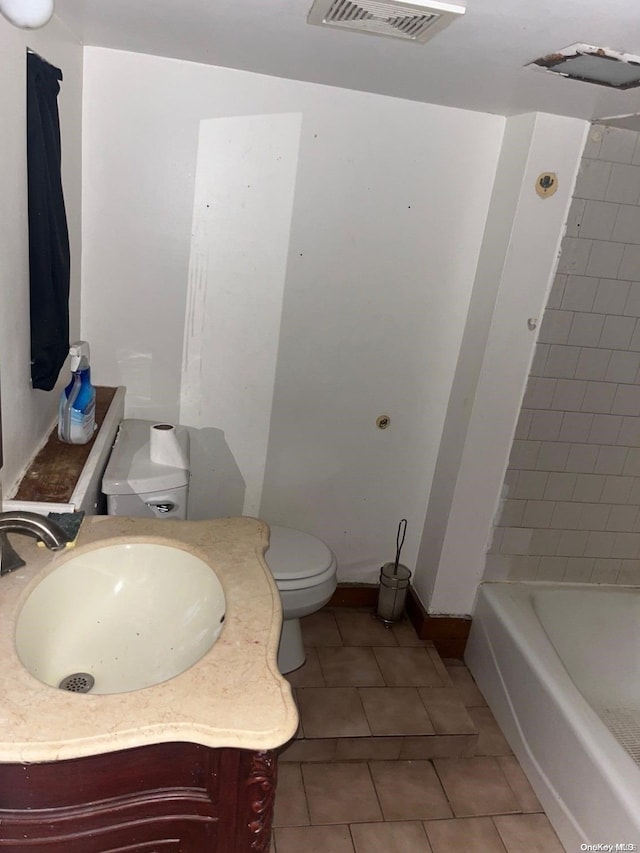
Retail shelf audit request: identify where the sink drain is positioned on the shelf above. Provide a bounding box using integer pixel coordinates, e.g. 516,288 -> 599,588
58,672 -> 95,693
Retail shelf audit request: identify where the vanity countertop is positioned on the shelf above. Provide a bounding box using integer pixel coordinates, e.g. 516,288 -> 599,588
0,515 -> 298,763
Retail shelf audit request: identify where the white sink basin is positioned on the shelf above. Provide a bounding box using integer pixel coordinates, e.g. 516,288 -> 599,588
15,542 -> 226,694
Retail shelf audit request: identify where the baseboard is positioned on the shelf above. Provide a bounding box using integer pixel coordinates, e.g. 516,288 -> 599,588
327,583 -> 471,659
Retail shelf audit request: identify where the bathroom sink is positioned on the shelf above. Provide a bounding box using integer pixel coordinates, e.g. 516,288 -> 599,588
15,542 -> 226,694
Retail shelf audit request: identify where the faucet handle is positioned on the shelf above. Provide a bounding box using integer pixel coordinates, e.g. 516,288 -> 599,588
0,532 -> 26,575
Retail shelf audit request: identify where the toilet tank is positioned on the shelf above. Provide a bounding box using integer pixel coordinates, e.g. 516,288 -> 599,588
102,419 -> 190,520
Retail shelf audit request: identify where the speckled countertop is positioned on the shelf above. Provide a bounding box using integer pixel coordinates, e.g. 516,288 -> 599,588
0,515 -> 298,763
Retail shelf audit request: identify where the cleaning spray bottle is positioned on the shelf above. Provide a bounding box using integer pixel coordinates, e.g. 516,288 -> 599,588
58,341 -> 96,444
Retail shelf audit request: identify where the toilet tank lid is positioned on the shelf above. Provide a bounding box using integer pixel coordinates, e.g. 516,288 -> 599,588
265,526 -> 335,581
102,419 -> 190,495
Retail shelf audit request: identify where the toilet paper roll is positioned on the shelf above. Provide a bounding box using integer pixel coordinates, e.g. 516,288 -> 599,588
149,423 -> 189,469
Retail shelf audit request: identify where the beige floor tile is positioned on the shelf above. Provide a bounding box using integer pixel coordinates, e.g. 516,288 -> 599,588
274,824 -> 355,853
286,647 -> 326,687
391,618 -> 426,646
468,706 -> 513,756
369,760 -> 452,821
318,646 -> 385,686
273,763 -> 310,827
399,734 -> 477,760
374,646 -> 444,687
351,820 -> 433,852
434,757 -> 520,817
334,736 -> 402,761
297,687 -> 370,738
334,611 -> 398,646
497,756 -> 543,813
447,664 -> 487,706
279,737 -> 338,763
492,813 -> 565,852
424,816 -> 507,852
425,644 -> 454,686
359,687 -> 435,735
301,611 -> 343,646
302,762 -> 382,824
418,687 -> 478,734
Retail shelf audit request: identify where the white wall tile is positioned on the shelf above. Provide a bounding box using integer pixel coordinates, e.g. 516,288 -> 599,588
507,556 -> 540,580
628,477 -> 640,504
563,557 -> 595,582
544,472 -> 577,501
530,343 -> 549,376
536,556 -> 568,581
618,244 -> 640,280
601,475 -> 634,503
557,238 -> 592,275
536,441 -> 571,471
550,378 -> 587,410
623,447 -> 640,476
550,501 -> 582,528
543,345 -> 581,378
632,135 -> 640,166
578,503 -> 611,530
589,413 -> 622,444
616,560 -> 640,584
606,505 -> 638,532
584,531 -> 616,557
498,499 -> 526,527
623,282 -> 640,317
580,200 -> 619,240
605,350 -> 640,383
500,527 -> 533,554
593,279 -> 630,315
611,384 -> 640,416
572,473 -> 605,502
538,310 -> 574,344
573,158 -> 612,199
529,528 -> 561,555
581,381 -> 617,413
558,412 -> 593,443
599,315 -> 636,349
599,127 -> 638,164
616,416 -> 640,446
560,276 -> 598,311
522,377 -> 557,408
585,241 -> 624,278
604,163 -> 640,204
611,204 -> 640,244
483,553 -> 512,581
546,274 -> 567,310
590,558 -> 621,583
594,445 -> 628,475
521,500 -> 555,528
512,470 -> 549,500
514,408 -> 533,440
528,410 -> 563,440
509,439 -> 540,470
612,532 -> 640,558
566,443 -> 599,473
575,348 -> 611,381
565,198 -> 586,238
627,320 -> 640,351
557,530 -> 588,556
568,313 -> 605,346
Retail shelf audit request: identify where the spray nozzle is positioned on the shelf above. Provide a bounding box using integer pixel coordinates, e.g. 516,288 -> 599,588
69,341 -> 90,373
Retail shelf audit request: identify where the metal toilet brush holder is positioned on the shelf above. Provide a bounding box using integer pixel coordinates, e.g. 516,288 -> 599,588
376,561 -> 412,625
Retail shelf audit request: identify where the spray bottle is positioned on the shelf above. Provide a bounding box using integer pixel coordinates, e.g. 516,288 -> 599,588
58,341 -> 96,444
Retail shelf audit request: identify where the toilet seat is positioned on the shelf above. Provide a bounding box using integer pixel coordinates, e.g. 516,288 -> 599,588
265,525 -> 336,590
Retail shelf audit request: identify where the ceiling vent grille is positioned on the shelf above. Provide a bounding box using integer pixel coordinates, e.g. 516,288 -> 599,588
308,0 -> 465,44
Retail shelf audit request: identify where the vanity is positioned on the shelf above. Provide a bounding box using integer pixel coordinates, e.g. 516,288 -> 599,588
0,515 -> 298,851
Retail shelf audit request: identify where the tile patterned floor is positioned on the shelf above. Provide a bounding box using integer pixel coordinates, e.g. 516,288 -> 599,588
271,608 -> 566,852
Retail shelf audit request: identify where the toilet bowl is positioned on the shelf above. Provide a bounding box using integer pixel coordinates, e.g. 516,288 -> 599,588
102,419 -> 337,674
264,525 -> 337,674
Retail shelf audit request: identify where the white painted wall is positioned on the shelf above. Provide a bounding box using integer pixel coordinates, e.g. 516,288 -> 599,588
0,14 -> 83,495
417,113 -> 588,615
81,47 -> 504,585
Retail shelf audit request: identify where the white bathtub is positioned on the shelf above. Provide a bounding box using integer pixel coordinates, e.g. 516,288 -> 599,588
465,582 -> 640,849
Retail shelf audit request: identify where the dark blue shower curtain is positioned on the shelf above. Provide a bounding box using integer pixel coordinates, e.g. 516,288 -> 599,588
26,50 -> 70,392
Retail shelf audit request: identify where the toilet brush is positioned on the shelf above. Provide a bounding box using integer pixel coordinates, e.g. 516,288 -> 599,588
376,519 -> 412,625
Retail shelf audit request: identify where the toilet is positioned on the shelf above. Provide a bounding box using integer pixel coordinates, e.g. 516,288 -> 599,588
102,419 -> 337,674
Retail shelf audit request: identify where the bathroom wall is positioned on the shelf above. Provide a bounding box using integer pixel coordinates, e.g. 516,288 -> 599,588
0,15 -> 83,494
488,125 -> 640,586
80,47 -> 505,584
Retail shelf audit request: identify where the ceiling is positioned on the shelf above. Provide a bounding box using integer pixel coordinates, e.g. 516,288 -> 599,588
54,0 -> 640,122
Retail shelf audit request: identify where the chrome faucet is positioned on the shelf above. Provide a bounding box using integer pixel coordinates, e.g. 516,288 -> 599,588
0,511 -> 68,576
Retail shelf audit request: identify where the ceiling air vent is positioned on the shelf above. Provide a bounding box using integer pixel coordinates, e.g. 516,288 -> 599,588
308,0 -> 465,44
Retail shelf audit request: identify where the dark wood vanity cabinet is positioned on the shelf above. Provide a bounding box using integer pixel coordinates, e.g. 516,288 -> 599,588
0,742 -> 277,852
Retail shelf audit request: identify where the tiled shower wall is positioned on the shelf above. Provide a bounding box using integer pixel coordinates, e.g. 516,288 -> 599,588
487,125 -> 640,585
